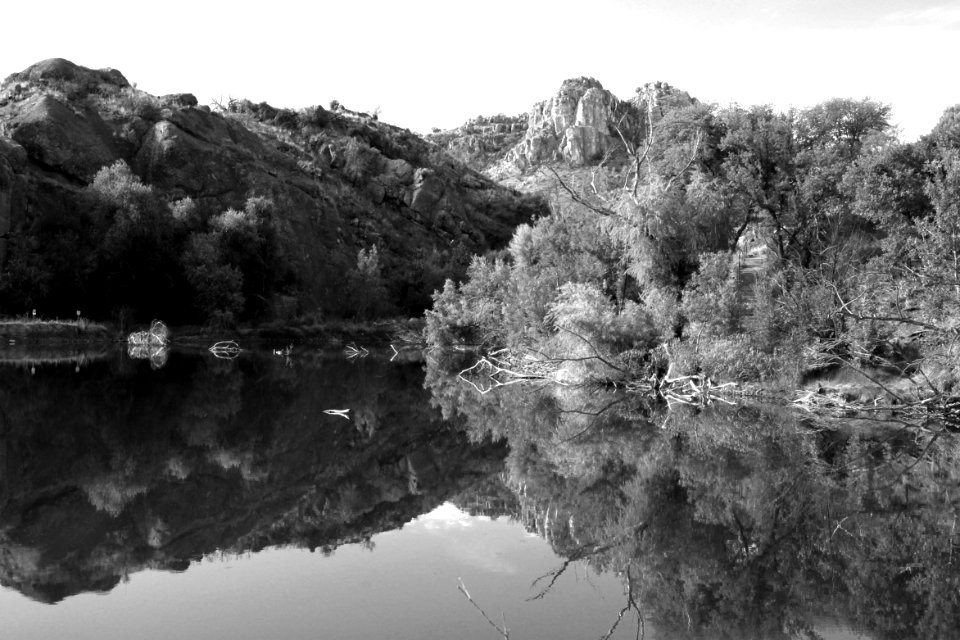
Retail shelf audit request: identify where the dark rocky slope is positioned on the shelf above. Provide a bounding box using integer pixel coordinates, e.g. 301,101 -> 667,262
0,59 -> 545,321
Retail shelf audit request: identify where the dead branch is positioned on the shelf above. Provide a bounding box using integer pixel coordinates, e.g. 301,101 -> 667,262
529,522 -> 647,601
663,128 -> 703,193
542,166 -> 619,218
555,326 -> 626,374
345,343 -> 369,359
598,565 -> 644,640
208,340 -> 242,359
458,578 -> 510,640
829,281 -> 955,335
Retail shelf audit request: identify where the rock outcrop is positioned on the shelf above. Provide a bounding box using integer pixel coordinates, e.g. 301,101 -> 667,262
427,114 -> 527,172
434,78 -> 698,194
494,77 -> 636,179
0,59 -> 547,319
430,79 -> 631,180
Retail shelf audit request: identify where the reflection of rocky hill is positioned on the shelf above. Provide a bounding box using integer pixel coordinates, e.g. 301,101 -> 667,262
0,351 -> 506,602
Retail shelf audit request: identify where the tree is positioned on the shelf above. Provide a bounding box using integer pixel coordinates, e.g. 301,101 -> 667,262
87,160 -> 183,320
347,245 -> 388,319
182,233 -> 244,327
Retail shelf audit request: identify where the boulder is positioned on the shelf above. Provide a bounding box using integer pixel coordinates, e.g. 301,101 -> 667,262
381,157 -> 414,186
9,95 -> 116,180
409,167 -> 445,215
161,93 -> 198,108
136,120 -> 244,196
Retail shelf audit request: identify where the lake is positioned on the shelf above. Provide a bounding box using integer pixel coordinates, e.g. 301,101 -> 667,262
0,345 -> 956,639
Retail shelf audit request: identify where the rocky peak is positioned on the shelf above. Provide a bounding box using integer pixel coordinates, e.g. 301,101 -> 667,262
492,77 -> 630,177
3,58 -> 129,92
631,81 -> 697,127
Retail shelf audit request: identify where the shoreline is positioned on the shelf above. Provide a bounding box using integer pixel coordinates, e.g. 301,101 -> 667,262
0,316 -> 426,349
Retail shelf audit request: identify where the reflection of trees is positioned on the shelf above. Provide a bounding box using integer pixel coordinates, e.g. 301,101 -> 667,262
429,355 -> 960,639
0,351 -> 507,602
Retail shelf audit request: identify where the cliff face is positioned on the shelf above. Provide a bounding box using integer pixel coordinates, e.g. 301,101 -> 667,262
501,77 -> 623,171
426,113 -> 527,172
431,78 -> 634,180
0,59 -> 546,320
432,78 -> 697,194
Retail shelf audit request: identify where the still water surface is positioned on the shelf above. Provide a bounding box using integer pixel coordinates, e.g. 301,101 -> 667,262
0,346 -> 957,638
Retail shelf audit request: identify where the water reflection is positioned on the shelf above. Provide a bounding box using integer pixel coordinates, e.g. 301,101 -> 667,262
426,352 -> 960,639
1,346 -> 959,639
0,348 -> 506,604
2,501 -> 633,640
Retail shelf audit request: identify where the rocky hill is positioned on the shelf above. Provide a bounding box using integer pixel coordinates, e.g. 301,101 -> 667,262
0,59 -> 546,323
430,77 -> 698,193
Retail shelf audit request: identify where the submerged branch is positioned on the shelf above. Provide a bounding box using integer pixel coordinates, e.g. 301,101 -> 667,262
598,565 -> 644,640
458,578 -> 510,640
529,522 -> 647,601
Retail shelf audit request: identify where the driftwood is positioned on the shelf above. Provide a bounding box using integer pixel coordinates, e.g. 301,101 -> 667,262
345,343 -> 369,359
458,346 -> 739,405
457,579 -> 510,640
209,341 -> 242,359
127,320 -> 169,347
458,350 -> 562,394
127,320 -> 170,368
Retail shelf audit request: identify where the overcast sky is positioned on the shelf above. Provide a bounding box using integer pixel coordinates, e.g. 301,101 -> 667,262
3,0 -> 958,140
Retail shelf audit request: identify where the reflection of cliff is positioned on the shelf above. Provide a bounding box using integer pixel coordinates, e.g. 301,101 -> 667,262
427,357 -> 960,640
0,351 -> 507,602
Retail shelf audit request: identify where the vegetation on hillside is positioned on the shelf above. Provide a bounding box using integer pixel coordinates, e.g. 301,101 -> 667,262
427,88 -> 960,397
0,59 -> 544,327
1,158 -> 296,327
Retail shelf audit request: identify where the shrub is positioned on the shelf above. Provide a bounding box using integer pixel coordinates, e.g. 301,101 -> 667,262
680,251 -> 743,338
424,256 -> 512,348
643,285 -> 682,339
182,234 -> 244,324
345,245 -> 389,319
546,283 -> 658,379
89,160 -> 155,214
87,161 -> 182,319
666,335 -> 794,383
339,137 -> 380,184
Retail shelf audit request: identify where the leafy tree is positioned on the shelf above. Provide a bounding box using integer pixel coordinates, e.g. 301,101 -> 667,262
87,160 -> 183,321
182,233 -> 244,326
346,245 -> 389,319
680,251 -> 743,337
425,256 -> 512,347
545,282 -> 658,379
0,234 -> 51,310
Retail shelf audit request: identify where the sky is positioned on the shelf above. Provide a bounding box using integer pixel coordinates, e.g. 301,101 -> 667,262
2,0 -> 959,141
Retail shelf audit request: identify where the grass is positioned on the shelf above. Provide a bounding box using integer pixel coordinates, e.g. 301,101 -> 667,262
0,316 -> 113,340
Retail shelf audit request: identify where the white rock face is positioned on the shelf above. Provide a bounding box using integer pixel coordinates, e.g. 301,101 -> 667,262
501,78 -> 620,172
